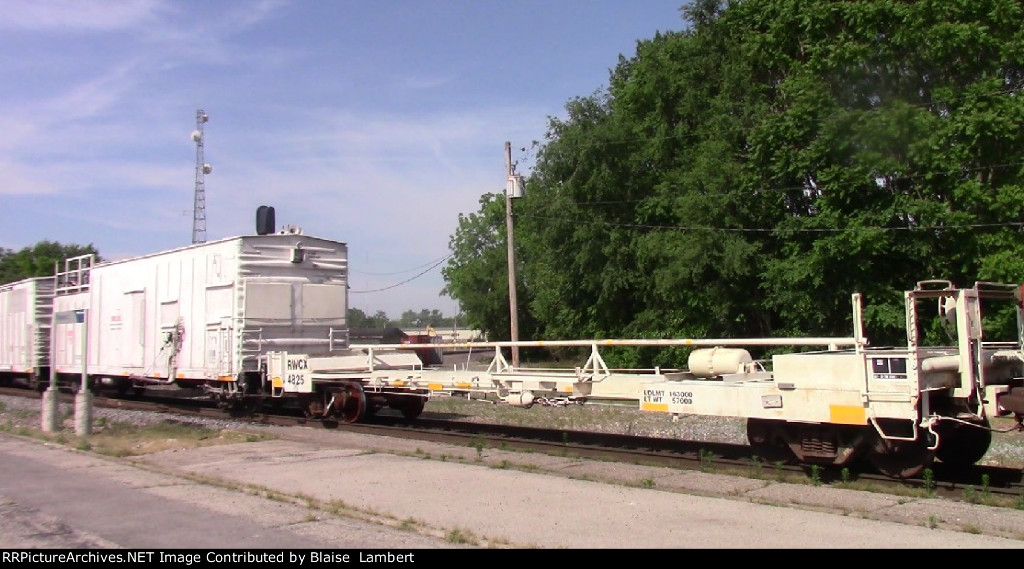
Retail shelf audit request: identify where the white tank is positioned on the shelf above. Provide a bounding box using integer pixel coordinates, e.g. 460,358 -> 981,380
687,347 -> 752,378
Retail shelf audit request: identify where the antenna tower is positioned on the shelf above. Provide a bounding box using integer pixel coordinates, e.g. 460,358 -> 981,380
190,109 -> 212,244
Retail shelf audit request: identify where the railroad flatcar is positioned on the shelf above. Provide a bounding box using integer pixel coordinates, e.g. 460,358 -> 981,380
313,279 -> 1024,479
636,280 -> 1024,478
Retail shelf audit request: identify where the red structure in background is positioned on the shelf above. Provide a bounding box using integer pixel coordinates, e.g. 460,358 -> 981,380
367,327 -> 442,367
400,333 -> 443,366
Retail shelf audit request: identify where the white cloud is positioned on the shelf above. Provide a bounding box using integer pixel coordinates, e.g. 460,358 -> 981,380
0,158 -> 59,195
0,0 -> 166,31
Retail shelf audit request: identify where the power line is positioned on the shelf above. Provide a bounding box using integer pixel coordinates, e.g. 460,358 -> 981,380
519,214 -> 1024,234
349,254 -> 452,276
349,254 -> 452,294
518,159 -> 1024,210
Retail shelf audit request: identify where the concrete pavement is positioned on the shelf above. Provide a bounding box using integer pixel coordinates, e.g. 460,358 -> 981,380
0,427 -> 1023,549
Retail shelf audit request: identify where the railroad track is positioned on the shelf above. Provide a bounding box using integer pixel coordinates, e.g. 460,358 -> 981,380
2,386 -> 1022,505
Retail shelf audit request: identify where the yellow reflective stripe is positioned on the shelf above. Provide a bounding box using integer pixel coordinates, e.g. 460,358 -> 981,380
829,405 -> 867,425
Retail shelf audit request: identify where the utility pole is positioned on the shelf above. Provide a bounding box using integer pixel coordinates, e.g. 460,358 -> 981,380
505,142 -> 522,368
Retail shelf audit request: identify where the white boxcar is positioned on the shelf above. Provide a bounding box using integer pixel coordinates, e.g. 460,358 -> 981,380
0,277 -> 55,385
52,232 -> 348,392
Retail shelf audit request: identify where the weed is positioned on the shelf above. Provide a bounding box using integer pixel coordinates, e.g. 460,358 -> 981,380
640,478 -> 655,489
810,465 -> 822,486
1016,493 -> 1024,510
963,486 -> 979,504
746,458 -> 765,479
922,468 -> 935,495
928,515 -> 938,530
75,440 -> 92,452
698,449 -> 716,472
497,460 -> 510,470
446,527 -> 478,545
473,436 -> 485,460
840,468 -> 851,484
263,490 -> 288,503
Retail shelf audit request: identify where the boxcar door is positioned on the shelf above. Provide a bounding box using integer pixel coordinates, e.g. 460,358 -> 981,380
123,290 -> 146,368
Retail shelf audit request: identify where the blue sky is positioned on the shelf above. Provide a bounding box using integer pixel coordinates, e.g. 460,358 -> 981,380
0,0 -> 687,318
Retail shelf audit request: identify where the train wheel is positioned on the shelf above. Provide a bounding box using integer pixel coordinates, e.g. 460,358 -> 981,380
401,396 -> 426,420
115,381 -> 145,398
28,375 -> 47,392
336,383 -> 366,424
229,397 -> 261,418
746,418 -> 795,465
935,417 -> 992,468
866,436 -> 935,479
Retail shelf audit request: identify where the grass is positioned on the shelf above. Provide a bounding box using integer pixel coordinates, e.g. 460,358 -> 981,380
80,423 -> 276,457
0,404 -> 276,457
445,527 -> 479,545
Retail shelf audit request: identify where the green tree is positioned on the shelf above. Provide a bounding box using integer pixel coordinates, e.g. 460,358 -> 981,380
398,309 -> 447,328
727,0 -> 1024,344
348,308 -> 392,329
0,241 -> 101,285
443,0 -> 1024,363
442,193 -> 538,343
